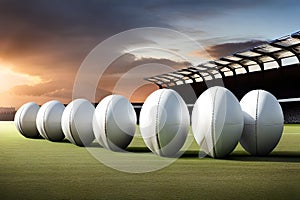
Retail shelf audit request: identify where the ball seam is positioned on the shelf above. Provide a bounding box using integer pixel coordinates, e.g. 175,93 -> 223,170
155,90 -> 165,155
255,90 -> 260,155
68,102 -> 77,145
42,103 -> 51,140
17,105 -> 26,136
104,97 -> 113,150
211,88 -> 218,158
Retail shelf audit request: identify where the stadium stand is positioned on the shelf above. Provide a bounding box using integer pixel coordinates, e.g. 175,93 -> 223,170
2,32 -> 299,124
0,107 -> 16,121
280,101 -> 300,124
145,31 -> 300,124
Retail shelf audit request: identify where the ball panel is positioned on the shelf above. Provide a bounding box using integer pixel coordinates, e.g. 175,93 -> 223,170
191,89 -> 214,150
139,90 -> 163,154
240,90 -> 284,155
36,100 -> 65,141
140,89 -> 189,157
157,90 -> 189,156
256,124 -> 283,155
240,90 -> 259,125
20,104 -> 40,137
36,101 -> 50,140
44,102 -> 65,141
159,124 -> 189,156
93,95 -> 136,151
239,124 -> 257,154
93,95 -> 110,148
213,89 -> 244,157
14,105 -> 23,134
240,90 -> 259,155
198,137 -> 214,157
61,101 -> 76,144
15,102 -> 40,138
143,136 -> 161,155
61,99 -> 95,146
139,90 -> 162,139
104,95 -> 136,151
192,87 -> 243,158
214,124 -> 243,158
71,99 -> 95,146
107,96 -> 136,135
257,91 -> 284,125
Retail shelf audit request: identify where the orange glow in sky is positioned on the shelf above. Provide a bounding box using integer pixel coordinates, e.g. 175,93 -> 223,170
0,1 -> 299,108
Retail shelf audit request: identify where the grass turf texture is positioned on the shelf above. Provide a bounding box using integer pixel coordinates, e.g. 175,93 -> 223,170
0,122 -> 299,200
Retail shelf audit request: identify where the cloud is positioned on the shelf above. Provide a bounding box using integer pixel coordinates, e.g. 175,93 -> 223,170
10,81 -> 69,97
190,40 -> 266,59
145,0 -> 274,31
1,0 -> 296,107
146,0 -> 274,10
0,0 -> 167,52
0,66 -> 42,93
105,53 -> 190,74
97,53 -> 191,101
206,40 -> 266,58
0,0 -> 278,77
0,0 -> 274,63
4,53 -> 190,105
0,0 -> 174,89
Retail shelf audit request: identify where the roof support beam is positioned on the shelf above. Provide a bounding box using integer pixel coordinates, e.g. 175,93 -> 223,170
270,43 -> 300,62
210,61 -> 237,76
144,31 -> 300,87
220,57 -> 250,73
233,54 -> 264,71
251,49 -> 282,68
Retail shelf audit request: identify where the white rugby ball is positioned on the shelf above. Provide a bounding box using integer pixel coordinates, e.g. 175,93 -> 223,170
139,89 -> 190,157
61,99 -> 95,146
93,95 -> 136,151
240,90 -> 284,155
192,87 -> 244,158
36,100 -> 65,142
14,102 -> 40,138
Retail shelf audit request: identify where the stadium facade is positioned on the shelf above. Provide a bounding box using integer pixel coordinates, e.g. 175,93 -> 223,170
145,31 -> 300,123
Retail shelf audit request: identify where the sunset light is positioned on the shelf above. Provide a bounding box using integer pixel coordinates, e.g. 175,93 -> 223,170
0,63 -> 42,93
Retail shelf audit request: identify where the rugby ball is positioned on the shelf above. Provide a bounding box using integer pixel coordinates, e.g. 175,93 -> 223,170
192,86 -> 244,158
139,89 -> 190,157
36,100 -> 65,142
61,99 -> 95,146
240,90 -> 284,155
14,102 -> 40,138
93,95 -> 136,151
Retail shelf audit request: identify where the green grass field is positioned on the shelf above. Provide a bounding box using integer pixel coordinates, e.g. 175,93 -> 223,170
0,122 -> 299,200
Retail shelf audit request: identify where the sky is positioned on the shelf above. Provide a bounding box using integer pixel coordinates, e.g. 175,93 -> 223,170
0,0 -> 299,107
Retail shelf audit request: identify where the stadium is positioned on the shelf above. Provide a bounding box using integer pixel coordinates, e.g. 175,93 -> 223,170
145,31 -> 300,123
1,31 -> 300,200
0,1 -> 300,200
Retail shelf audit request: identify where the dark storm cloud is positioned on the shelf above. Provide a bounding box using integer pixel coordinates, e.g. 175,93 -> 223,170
0,0 -> 277,69
145,0 -> 274,17
0,0 -> 167,44
0,0 -> 168,74
0,0 -> 165,36
0,0 -> 274,51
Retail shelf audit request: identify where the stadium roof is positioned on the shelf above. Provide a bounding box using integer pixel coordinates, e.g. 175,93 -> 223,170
145,31 -> 300,88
